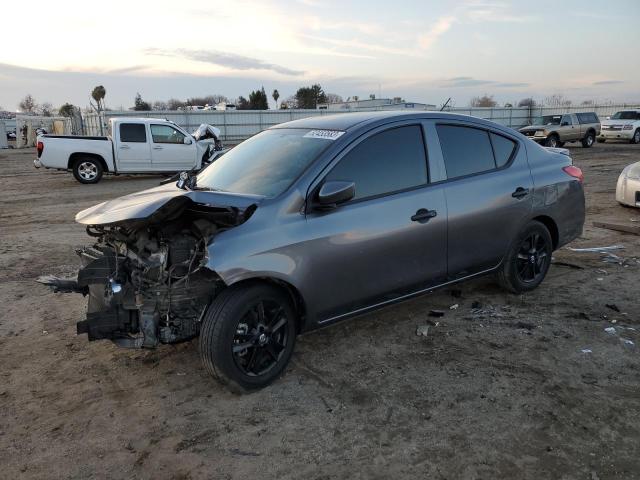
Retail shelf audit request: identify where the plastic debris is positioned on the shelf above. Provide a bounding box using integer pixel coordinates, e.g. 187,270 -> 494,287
622,339 -> 635,346
581,349 -> 592,354
449,304 -> 459,310
604,327 -> 616,334
416,325 -> 430,337
597,277 -> 604,281
568,245 -> 624,253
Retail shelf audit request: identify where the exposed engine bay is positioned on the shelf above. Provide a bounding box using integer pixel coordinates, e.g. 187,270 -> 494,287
41,196 -> 257,348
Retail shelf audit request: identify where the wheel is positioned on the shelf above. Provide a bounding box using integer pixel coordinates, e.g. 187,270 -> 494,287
581,132 -> 595,148
497,221 -> 553,294
631,129 -> 640,145
557,141 -> 565,148
597,138 -> 606,143
199,283 -> 297,393
72,157 -> 103,184
544,135 -> 559,148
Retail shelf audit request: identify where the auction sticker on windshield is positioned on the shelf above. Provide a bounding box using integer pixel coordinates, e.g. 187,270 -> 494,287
303,130 -> 345,140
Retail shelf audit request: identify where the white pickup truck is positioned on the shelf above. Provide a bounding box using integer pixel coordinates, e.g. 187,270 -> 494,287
34,118 -> 223,184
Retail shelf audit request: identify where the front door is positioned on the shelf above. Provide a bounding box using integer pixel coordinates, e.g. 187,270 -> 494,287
116,122 -> 152,172
432,122 -> 533,278
303,124 -> 448,322
149,124 -> 197,171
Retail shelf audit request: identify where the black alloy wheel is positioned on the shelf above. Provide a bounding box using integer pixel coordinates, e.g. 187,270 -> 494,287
515,231 -> 550,284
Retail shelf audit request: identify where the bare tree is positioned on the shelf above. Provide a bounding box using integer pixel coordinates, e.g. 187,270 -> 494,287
38,102 -> 54,117
19,94 -> 37,113
580,99 -> 595,106
280,95 -> 298,109
152,100 -> 168,110
517,98 -> 536,108
167,98 -> 185,110
469,94 -> 497,107
544,94 -> 572,107
325,93 -> 343,104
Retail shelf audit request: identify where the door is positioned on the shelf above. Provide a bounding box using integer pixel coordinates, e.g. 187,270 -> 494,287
149,124 -> 197,171
433,122 -> 533,278
561,114 -> 578,140
116,122 -> 152,172
304,124 -> 448,322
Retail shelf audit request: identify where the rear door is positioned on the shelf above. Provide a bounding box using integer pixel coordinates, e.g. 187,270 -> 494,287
432,121 -> 533,279
115,122 -> 152,172
149,124 -> 197,171
303,123 -> 448,322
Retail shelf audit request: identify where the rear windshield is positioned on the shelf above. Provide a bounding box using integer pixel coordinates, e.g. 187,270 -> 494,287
196,128 -> 339,197
576,112 -> 599,124
611,111 -> 640,120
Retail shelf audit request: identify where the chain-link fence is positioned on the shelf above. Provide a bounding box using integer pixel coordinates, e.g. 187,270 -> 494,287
81,104 -> 640,144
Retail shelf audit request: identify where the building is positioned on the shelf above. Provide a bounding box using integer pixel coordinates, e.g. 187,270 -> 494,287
317,97 -> 436,111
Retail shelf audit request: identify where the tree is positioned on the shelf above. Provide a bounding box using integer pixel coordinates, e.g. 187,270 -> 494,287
280,95 -> 297,109
469,94 -> 497,107
91,85 -> 106,111
369,94 -> 376,100
58,103 -> 76,117
186,94 -> 229,107
581,99 -> 595,106
272,89 -> 280,108
248,87 -> 269,110
18,94 -> 36,113
295,84 -> 327,109
517,97 -> 536,108
38,102 -> 54,117
133,92 -> 151,111
325,93 -> 343,104
167,98 -> 185,110
152,100 -> 168,110
544,94 -> 571,107
236,96 -> 250,110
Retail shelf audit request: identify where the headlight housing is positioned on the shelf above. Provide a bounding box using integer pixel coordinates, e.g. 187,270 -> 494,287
623,125 -> 633,130
535,130 -> 545,136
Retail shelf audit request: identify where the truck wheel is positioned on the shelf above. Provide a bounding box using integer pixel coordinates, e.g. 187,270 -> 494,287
581,132 -> 595,148
497,221 -> 552,294
199,283 -> 297,393
72,157 -> 103,184
544,135 -> 559,148
631,129 -> 640,145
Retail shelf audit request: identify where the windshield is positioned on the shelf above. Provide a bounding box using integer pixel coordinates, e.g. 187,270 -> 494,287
611,111 -> 639,120
196,128 -> 339,197
532,115 -> 561,126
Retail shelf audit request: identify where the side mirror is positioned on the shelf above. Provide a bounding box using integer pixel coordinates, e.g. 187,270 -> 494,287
184,137 -> 193,145
316,181 -> 355,209
605,116 -> 611,120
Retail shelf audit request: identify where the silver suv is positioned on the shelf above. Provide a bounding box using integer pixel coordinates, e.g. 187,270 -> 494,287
44,112 -> 586,392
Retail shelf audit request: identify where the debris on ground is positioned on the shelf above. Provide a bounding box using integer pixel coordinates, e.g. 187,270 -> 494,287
605,304 -> 620,312
604,327 -> 617,335
593,221 -> 640,236
568,245 -> 624,254
581,349 -> 593,354
622,339 -> 635,346
515,322 -> 536,331
429,310 -> 445,317
552,261 -> 584,270
416,325 -> 430,337
449,304 -> 459,310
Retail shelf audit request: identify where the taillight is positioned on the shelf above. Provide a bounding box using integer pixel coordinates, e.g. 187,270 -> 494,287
37,141 -> 44,158
563,165 -> 583,183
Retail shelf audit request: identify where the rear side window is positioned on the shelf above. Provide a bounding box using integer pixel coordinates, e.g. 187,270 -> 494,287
576,112 -> 599,124
490,133 -> 516,167
436,125 -> 495,178
325,125 -> 427,200
119,123 -> 146,143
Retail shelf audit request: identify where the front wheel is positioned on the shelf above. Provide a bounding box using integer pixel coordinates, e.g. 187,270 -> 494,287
581,132 -> 595,148
544,135 -> 559,148
72,157 -> 103,184
199,284 -> 297,393
497,221 -> 553,294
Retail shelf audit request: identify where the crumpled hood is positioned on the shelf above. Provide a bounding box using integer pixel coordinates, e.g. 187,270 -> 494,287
76,182 -> 264,226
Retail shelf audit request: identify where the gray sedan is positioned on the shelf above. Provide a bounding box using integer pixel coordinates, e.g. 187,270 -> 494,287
43,112 -> 585,392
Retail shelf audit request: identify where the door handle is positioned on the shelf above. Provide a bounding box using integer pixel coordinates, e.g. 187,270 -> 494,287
153,146 -> 163,150
120,145 -> 130,149
512,187 -> 530,199
411,208 -> 437,223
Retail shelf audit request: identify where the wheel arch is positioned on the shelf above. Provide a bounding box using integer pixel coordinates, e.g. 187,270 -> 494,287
68,152 -> 109,172
532,214 -> 559,250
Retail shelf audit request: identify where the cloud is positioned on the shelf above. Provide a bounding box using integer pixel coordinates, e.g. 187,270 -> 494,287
418,16 -> 456,50
593,80 -> 624,85
441,77 -> 529,88
144,48 -> 304,76
107,65 -> 149,75
463,1 -> 536,23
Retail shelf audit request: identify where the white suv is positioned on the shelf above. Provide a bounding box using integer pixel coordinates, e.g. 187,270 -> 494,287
598,110 -> 640,144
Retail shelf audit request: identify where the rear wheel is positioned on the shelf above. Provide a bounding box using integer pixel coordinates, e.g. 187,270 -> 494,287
544,134 -> 559,148
631,129 -> 640,144
581,131 -> 595,148
72,157 -> 103,184
199,284 -> 297,393
497,221 -> 553,293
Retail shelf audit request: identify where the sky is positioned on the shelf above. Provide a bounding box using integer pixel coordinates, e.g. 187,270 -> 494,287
1,0 -> 639,111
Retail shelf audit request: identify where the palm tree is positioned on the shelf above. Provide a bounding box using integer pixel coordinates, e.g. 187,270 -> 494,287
90,85 -> 107,134
272,89 -> 280,109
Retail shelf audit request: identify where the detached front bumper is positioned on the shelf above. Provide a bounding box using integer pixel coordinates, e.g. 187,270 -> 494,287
34,158 -> 42,168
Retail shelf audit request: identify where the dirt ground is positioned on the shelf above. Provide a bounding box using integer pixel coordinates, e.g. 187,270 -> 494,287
1,143 -> 639,480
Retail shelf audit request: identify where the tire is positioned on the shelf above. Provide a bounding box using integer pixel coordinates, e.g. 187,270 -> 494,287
72,157 -> 103,184
497,221 -> 553,294
199,283 -> 297,393
631,129 -> 640,145
557,141 -> 565,148
581,131 -> 595,148
544,135 -> 559,148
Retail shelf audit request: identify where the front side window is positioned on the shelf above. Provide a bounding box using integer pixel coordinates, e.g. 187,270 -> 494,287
197,128 -> 336,197
324,125 -> 427,201
561,115 -> 573,126
436,125 -> 496,179
119,123 -> 146,143
150,124 -> 186,144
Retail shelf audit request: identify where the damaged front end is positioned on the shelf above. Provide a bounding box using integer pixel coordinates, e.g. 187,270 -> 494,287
41,185 -> 260,348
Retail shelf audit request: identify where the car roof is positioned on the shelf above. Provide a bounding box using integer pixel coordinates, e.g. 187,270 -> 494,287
270,111 -> 503,132
112,117 -> 168,123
